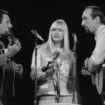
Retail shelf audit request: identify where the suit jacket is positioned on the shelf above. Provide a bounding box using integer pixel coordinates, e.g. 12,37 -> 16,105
0,41 -> 8,97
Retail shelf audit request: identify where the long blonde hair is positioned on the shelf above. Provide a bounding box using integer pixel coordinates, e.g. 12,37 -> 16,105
46,19 -> 70,54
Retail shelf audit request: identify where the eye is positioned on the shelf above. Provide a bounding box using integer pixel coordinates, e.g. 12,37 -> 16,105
58,29 -> 63,32
52,28 -> 56,31
83,17 -> 88,21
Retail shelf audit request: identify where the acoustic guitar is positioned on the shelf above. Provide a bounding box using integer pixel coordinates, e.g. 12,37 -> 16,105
81,63 -> 105,94
0,29 -> 23,105
1,60 -> 23,105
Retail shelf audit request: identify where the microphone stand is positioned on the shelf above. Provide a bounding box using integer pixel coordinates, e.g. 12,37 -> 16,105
31,29 -> 44,105
72,33 -> 77,103
53,52 -> 60,103
55,69 -> 60,103
34,38 -> 38,105
50,69 -> 60,103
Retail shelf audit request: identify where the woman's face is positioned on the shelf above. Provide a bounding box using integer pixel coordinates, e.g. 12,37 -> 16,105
51,25 -> 64,43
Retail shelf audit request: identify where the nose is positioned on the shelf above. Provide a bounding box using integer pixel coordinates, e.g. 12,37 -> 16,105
53,29 -> 58,34
81,20 -> 85,26
9,23 -> 13,28
81,20 -> 84,26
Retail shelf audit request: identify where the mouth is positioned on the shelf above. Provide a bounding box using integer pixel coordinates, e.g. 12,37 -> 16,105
54,35 -> 60,38
53,36 -> 61,40
84,26 -> 89,31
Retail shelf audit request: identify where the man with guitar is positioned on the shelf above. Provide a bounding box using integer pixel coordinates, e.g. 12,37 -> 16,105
0,10 -> 22,105
81,5 -> 105,105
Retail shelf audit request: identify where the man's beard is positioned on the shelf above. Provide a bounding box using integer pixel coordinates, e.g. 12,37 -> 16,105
84,26 -> 91,34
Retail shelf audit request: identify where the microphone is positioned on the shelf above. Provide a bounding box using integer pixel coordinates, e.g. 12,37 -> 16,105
72,32 -> 77,42
42,52 -> 60,72
31,29 -> 44,42
72,32 -> 77,52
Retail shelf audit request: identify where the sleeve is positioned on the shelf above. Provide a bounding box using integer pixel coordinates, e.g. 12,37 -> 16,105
0,54 -> 7,67
31,48 -> 42,79
87,31 -> 105,72
90,33 -> 105,65
31,48 -> 46,80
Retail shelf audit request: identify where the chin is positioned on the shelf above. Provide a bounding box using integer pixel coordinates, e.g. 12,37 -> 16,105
84,27 -> 90,34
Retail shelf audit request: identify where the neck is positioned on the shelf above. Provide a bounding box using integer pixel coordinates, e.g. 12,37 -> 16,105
53,42 -> 62,48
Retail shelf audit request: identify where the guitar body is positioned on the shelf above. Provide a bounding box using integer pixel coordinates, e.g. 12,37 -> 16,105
91,70 -> 103,94
81,64 -> 105,94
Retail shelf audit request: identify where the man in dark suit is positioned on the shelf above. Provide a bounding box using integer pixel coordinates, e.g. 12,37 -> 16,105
0,9 -> 21,105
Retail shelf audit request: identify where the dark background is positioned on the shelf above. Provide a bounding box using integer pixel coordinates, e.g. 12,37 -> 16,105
1,0 -> 105,105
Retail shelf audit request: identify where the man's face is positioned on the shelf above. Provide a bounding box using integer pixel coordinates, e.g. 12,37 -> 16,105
81,8 -> 96,34
0,14 -> 12,35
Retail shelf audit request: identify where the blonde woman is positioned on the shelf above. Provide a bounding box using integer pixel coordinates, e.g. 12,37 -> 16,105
31,19 -> 80,105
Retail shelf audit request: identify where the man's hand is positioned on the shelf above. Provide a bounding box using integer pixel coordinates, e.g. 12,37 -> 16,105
6,39 -> 21,58
84,57 -> 97,72
81,68 -> 91,75
14,63 -> 23,78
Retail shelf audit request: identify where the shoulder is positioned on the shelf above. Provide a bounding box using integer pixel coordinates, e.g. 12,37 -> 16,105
37,42 -> 50,53
62,49 -> 74,61
97,25 -> 105,40
67,49 -> 74,58
98,25 -> 105,36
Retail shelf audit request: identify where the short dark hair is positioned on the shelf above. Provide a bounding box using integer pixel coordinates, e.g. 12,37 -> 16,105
0,9 -> 9,23
85,6 -> 105,24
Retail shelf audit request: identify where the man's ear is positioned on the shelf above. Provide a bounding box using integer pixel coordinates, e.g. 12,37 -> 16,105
95,16 -> 100,23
